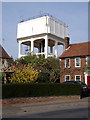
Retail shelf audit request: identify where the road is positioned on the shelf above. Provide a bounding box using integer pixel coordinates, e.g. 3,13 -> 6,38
2,97 -> 89,118
18,107 -> 89,118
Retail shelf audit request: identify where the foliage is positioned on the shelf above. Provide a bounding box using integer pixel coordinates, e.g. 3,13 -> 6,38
9,67 -> 39,83
37,72 -> 50,83
42,57 -> 60,83
0,72 -> 4,84
15,54 -> 60,83
16,54 -> 46,66
2,83 -> 81,99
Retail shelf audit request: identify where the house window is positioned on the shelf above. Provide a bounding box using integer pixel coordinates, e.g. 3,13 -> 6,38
75,75 -> 81,81
65,75 -> 70,81
75,58 -> 81,67
65,58 -> 70,68
86,56 -> 90,67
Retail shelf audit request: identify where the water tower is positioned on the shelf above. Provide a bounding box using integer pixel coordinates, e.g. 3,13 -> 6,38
17,14 -> 69,58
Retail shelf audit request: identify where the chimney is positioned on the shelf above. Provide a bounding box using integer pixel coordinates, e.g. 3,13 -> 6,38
64,37 -> 70,49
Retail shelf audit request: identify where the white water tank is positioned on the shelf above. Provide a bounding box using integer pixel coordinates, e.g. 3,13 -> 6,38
17,15 -> 68,40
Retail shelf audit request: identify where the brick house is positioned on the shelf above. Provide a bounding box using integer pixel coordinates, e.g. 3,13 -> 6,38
59,37 -> 90,85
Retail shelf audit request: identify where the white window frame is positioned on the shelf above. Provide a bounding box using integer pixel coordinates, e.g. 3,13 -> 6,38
75,57 -> 81,67
86,56 -> 90,67
75,75 -> 81,81
65,58 -> 70,68
65,75 -> 71,81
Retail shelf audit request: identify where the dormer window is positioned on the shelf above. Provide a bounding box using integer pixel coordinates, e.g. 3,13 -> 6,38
75,57 -> 81,67
65,58 -> 70,68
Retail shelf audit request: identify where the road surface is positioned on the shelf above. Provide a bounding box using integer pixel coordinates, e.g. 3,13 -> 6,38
2,97 -> 89,118
18,107 -> 89,118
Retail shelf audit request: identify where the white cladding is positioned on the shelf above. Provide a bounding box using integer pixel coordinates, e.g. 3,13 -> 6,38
17,16 -> 68,39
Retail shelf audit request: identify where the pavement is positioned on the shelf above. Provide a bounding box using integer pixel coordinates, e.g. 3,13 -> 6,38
1,95 -> 89,118
2,95 -> 80,106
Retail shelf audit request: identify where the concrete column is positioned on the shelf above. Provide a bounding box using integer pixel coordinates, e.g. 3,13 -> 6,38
55,41 -> 58,58
18,41 -> 22,58
39,43 -> 41,53
31,40 -> 34,54
41,40 -> 44,52
45,35 -> 48,58
41,42 -> 43,52
50,46 -> 53,53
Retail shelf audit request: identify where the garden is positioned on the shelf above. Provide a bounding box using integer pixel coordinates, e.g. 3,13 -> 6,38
2,54 -> 81,99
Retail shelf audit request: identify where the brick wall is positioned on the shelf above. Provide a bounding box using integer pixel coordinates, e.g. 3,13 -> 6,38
60,57 -> 86,83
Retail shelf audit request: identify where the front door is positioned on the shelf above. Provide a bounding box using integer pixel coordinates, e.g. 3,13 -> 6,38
87,76 -> 90,86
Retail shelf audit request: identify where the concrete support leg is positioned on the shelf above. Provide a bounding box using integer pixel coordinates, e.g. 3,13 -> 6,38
50,46 -> 53,53
29,41 -> 31,52
31,40 -> 34,54
41,42 -> 43,53
55,41 -> 58,58
39,43 -> 41,53
45,35 -> 48,58
18,41 -> 22,58
42,40 -> 45,52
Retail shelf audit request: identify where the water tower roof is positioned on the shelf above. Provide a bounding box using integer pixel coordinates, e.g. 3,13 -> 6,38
20,13 -> 67,26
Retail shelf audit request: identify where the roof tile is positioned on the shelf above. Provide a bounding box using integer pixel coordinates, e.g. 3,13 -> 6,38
59,42 -> 90,58
0,44 -> 11,59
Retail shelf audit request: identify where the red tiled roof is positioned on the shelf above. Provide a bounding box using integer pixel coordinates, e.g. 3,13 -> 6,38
59,42 -> 90,58
0,44 -> 11,59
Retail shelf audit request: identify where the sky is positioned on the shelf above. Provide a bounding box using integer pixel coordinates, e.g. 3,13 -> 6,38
2,2 -> 88,59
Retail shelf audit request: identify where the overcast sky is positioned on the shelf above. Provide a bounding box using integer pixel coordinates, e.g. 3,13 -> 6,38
2,2 -> 88,59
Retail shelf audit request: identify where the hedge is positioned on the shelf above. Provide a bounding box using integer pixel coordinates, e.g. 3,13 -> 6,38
2,83 -> 81,99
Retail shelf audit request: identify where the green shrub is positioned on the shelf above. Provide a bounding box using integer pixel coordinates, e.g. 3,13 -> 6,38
37,72 -> 50,83
42,57 -> 60,83
15,54 -> 60,83
0,72 -> 4,84
2,83 -> 81,99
